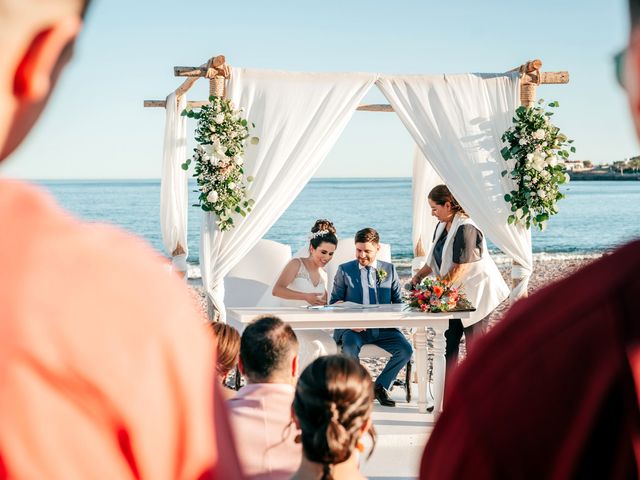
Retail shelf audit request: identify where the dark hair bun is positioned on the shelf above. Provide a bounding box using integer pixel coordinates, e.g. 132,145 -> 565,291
311,219 -> 336,235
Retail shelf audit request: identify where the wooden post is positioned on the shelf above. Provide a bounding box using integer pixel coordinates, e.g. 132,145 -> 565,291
507,59 -> 571,296
205,55 -> 229,98
414,237 -> 426,257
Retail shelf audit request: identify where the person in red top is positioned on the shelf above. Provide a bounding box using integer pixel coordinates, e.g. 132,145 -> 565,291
420,3 -> 640,477
0,1 -> 242,478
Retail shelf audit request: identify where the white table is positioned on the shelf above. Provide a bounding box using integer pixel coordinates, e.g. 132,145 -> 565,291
227,304 -> 470,415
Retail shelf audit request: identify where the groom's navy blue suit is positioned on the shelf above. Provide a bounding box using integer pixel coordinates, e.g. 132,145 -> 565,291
330,259 -> 413,390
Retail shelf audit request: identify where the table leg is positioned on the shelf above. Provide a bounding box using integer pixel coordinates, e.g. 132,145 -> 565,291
414,327 -> 428,414
431,325 -> 447,417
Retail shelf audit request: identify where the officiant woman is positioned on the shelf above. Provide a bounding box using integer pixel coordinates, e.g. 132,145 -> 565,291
411,185 -> 509,372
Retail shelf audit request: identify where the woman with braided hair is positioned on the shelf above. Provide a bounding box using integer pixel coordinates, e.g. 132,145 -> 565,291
290,355 -> 376,480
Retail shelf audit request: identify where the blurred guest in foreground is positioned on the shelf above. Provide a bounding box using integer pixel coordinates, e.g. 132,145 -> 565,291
291,354 -> 376,480
420,3 -> 640,474
0,1 -> 241,477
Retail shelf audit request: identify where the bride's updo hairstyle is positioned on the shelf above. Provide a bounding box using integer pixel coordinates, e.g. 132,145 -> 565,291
428,185 -> 466,215
309,219 -> 338,249
293,355 -> 376,480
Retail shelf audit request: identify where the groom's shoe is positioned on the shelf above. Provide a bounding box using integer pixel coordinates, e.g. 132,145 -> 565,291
374,384 -> 396,407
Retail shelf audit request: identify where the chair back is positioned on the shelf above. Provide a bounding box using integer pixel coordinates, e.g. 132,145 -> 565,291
224,239 -> 292,308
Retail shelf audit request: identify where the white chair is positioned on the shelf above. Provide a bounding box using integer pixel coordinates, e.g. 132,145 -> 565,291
224,239 -> 292,308
223,239 -> 291,390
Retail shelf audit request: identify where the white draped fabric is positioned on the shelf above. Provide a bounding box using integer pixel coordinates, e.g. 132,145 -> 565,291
411,147 -> 442,259
160,93 -> 189,274
377,73 -> 532,300
202,69 -> 377,320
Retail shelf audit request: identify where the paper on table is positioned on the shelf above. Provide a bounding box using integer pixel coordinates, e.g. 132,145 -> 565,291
333,301 -> 380,309
303,305 -> 340,310
302,302 -> 380,310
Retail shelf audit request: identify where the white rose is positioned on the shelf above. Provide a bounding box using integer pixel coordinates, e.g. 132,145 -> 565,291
541,142 -> 548,148
531,152 -> 546,171
537,189 -> 546,199
228,182 -> 236,190
203,144 -> 215,156
526,153 -> 534,161
207,191 -> 219,203
532,129 -> 546,140
547,155 -> 558,167
519,138 -> 528,146
235,157 -> 244,166
214,113 -> 225,124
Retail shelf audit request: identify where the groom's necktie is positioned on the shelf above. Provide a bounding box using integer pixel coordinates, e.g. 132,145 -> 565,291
365,266 -> 377,304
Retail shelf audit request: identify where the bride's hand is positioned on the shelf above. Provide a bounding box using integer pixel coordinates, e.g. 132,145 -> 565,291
305,293 -> 326,306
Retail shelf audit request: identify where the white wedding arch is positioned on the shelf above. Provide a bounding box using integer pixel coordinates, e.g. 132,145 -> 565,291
144,56 -> 569,321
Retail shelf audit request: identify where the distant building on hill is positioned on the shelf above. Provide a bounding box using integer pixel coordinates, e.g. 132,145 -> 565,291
564,160 -> 591,171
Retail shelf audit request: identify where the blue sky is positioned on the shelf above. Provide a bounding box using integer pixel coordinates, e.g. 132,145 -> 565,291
1,0 -> 635,179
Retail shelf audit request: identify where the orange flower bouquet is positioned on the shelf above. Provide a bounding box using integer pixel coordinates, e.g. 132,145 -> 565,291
404,277 -> 473,313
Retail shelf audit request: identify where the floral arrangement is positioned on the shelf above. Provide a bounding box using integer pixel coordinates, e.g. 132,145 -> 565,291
500,100 -> 574,231
404,277 -> 473,313
181,96 -> 258,231
375,268 -> 387,284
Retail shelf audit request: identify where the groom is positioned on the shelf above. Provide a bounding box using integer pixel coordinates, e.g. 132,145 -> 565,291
331,227 -> 413,407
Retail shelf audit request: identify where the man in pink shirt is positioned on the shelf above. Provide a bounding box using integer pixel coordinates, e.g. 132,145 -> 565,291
0,1 -> 242,478
228,316 -> 302,479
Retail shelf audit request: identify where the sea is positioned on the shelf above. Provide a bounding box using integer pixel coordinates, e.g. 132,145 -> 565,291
37,179 -> 640,274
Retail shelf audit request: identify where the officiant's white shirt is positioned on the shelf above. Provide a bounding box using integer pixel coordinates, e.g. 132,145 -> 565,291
359,260 -> 378,305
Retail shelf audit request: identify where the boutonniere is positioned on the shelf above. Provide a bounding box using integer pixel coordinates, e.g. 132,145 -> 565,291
376,268 -> 388,285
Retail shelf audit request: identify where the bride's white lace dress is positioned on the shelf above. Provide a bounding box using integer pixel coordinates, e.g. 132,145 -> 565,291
276,258 -> 337,370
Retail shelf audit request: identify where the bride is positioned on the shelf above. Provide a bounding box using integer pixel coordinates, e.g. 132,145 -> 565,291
272,219 -> 339,369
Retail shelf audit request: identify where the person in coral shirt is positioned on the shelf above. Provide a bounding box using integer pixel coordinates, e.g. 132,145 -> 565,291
0,1 -> 242,478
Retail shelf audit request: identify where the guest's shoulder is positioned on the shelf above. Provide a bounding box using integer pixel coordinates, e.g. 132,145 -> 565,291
2,181 -> 205,333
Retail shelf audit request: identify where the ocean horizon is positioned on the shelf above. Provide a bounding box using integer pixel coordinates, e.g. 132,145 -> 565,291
34,178 -> 640,271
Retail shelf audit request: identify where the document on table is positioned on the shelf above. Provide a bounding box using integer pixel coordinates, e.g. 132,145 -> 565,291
303,302 -> 380,310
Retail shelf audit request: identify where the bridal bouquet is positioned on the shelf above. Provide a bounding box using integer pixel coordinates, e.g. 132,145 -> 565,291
404,277 -> 472,313
181,96 -> 258,231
